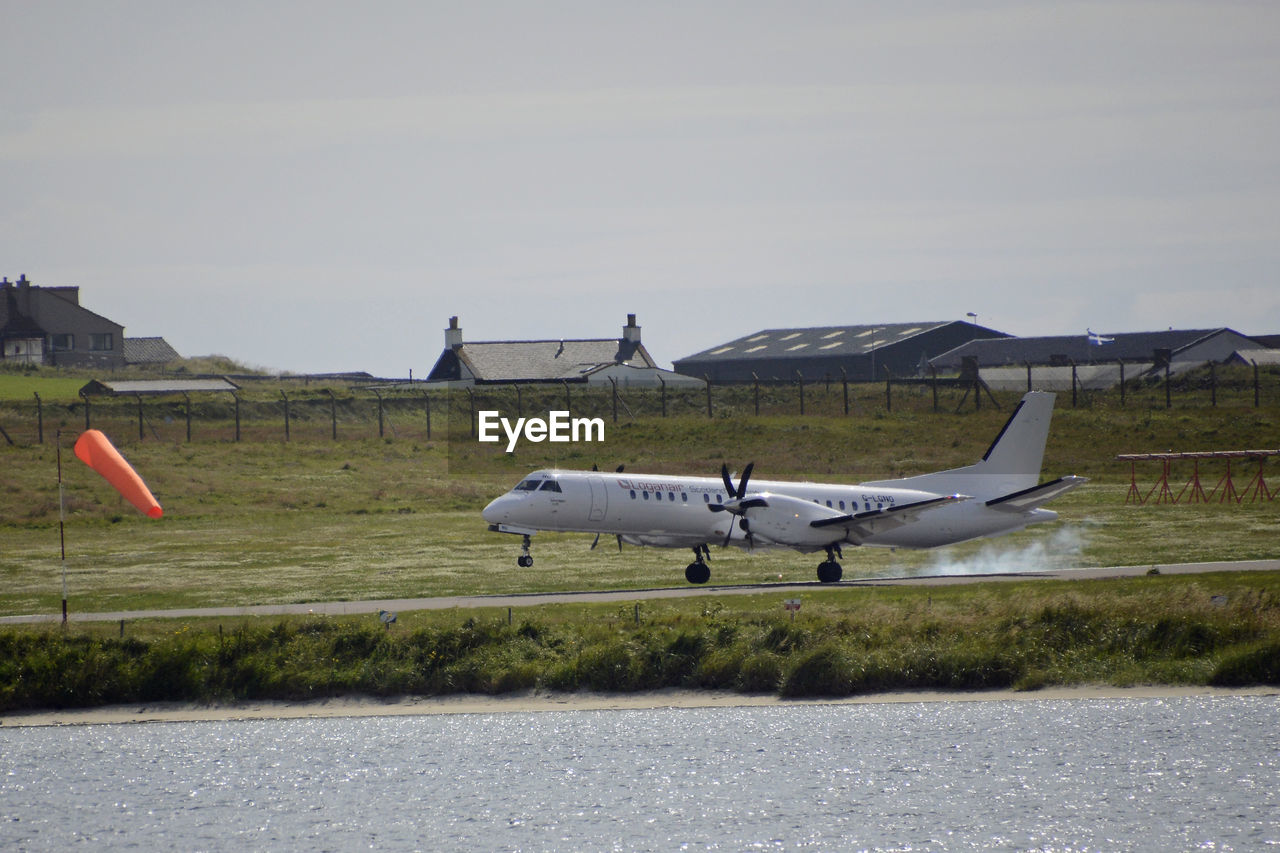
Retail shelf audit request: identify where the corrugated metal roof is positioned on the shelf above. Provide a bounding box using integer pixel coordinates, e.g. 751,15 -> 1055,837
454,339 -> 654,382
930,328 -> 1248,368
80,378 -> 239,396
677,322 -> 955,363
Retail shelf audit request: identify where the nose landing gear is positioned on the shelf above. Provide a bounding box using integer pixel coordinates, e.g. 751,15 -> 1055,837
817,543 -> 843,583
516,534 -> 534,568
685,544 -> 711,584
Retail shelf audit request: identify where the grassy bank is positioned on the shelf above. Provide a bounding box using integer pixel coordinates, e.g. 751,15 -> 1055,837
2,573 -> 1278,713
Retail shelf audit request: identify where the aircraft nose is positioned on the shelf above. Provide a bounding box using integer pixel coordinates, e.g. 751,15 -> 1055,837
482,495 -> 510,524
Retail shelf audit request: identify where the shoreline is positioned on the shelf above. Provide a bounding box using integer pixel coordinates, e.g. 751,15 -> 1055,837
3,685 -> 1276,728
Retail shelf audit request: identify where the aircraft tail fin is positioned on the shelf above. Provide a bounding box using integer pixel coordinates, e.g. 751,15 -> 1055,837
863,391 -> 1058,499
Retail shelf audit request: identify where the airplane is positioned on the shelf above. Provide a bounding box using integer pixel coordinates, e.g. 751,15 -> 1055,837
481,391 -> 1085,584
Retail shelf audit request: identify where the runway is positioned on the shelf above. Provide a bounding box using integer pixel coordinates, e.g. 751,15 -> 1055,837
2,559 -> 1276,625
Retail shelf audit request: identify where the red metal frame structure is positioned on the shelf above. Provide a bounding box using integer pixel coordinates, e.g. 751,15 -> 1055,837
1117,450 -> 1278,505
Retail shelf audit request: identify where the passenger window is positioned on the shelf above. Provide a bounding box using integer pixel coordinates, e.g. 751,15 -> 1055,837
643,492 -> 649,500
668,492 -> 675,501
703,494 -> 710,503
839,500 -> 845,510
629,490 -> 636,499
826,500 -> 832,508
682,493 -> 688,502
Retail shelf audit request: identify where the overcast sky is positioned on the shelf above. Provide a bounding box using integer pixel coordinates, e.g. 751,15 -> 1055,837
3,2 -> 1278,376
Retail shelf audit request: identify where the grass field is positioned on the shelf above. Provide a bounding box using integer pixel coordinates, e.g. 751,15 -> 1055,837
2,386 -> 1278,615
3,366 -> 1279,707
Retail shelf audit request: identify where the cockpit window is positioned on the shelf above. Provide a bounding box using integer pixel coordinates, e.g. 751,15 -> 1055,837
514,479 -> 541,491
538,480 -> 562,493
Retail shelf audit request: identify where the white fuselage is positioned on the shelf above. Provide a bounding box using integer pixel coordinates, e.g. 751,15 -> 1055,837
481,469 -> 1055,552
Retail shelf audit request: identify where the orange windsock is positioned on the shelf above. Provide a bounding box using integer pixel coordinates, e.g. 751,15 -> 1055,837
73,430 -> 163,519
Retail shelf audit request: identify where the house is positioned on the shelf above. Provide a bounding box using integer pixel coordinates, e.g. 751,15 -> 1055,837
929,328 -> 1266,390
0,275 -> 126,368
672,320 -> 1010,383
425,314 -> 701,387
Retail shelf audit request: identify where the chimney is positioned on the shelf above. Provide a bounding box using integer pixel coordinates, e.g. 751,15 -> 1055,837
445,315 -> 463,350
622,313 -> 641,344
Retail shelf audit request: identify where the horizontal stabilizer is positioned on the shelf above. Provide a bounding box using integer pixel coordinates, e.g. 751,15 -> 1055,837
985,476 -> 1088,512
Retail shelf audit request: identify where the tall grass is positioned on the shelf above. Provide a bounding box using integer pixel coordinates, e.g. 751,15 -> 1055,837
3,574 -> 1277,712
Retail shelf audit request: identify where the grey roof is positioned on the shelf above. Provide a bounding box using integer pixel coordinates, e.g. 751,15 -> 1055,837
677,322 -> 970,363
1229,348 -> 1280,366
451,338 -> 654,383
124,337 -> 181,364
930,328 -> 1252,368
80,378 -> 239,396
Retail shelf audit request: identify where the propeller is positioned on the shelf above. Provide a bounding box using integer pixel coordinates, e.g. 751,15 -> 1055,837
720,462 -> 753,499
712,462 -> 759,548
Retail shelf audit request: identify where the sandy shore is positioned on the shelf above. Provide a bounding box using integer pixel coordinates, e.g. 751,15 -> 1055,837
3,685 -> 1275,728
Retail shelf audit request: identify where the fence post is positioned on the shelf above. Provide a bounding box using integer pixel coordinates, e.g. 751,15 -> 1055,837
466,387 -> 475,437
930,364 -> 938,413
234,392 -> 241,442
514,384 -> 522,418
326,389 -> 337,440
81,392 -> 90,431
840,367 -> 849,416
610,377 -> 618,423
1071,361 -> 1078,408
1165,361 -> 1171,409
34,392 -> 43,444
753,373 -> 760,416
885,368 -> 892,413
1025,361 -> 1032,393
1209,361 -> 1216,407
281,391 -> 290,442
1254,360 -> 1260,408
1119,360 -> 1125,409
704,376 -> 713,418
658,375 -> 667,417
184,392 -> 192,443
374,389 -> 384,438
423,392 -> 432,440
137,394 -> 144,441
562,380 -> 571,414
796,370 -> 804,416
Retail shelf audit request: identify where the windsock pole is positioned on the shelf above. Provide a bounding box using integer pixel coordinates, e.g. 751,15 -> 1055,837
57,430 -> 67,625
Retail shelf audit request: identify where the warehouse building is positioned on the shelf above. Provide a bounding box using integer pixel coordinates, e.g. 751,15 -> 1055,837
672,320 -> 1009,382
930,328 -> 1267,390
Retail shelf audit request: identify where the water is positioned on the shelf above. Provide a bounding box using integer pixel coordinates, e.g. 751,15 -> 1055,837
2,696 -> 1277,851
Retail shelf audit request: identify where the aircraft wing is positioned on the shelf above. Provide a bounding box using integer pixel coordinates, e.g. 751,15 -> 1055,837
809,494 -> 967,544
985,476 -> 1088,512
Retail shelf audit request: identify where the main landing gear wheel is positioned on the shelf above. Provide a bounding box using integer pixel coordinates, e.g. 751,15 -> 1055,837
816,560 -> 843,583
685,562 -> 711,584
685,545 -> 711,584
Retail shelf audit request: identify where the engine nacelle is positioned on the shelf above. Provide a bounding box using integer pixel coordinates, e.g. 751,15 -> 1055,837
742,493 -> 849,549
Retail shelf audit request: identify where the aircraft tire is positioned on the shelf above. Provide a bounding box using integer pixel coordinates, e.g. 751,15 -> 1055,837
817,560 -> 842,583
685,562 -> 711,584
517,555 -> 533,568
